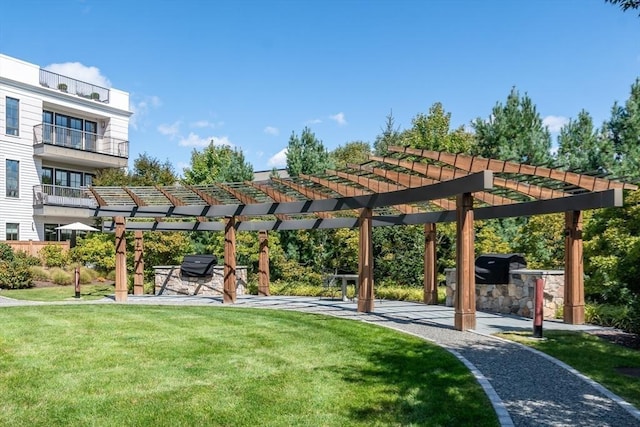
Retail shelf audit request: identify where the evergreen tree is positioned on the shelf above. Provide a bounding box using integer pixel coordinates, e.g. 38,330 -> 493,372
373,111 -> 402,156
472,87 -> 552,164
285,127 -> 332,176
603,79 -> 640,179
556,110 -> 612,172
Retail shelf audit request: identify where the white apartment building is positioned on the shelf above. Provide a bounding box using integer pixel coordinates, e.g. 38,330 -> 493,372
0,54 -> 131,242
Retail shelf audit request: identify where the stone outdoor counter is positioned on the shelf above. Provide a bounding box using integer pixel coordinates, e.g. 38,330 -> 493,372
445,268 -> 564,319
154,265 -> 247,296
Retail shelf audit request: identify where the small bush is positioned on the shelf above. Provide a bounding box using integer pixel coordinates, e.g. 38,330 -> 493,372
0,243 -> 15,261
106,270 -> 116,281
585,303 -> 633,331
0,259 -> 33,289
50,268 -> 73,286
79,268 -> 94,284
40,245 -> 69,268
14,251 -> 42,267
30,266 -> 50,281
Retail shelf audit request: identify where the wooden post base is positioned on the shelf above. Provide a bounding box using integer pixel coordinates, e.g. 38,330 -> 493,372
357,298 -> 374,313
454,312 -> 476,331
563,304 -> 585,325
423,290 -> 438,305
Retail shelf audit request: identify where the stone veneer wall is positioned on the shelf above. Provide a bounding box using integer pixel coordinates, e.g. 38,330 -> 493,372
154,265 -> 247,296
445,269 -> 564,319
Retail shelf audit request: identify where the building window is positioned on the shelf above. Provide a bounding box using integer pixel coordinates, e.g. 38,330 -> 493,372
45,224 -> 71,242
6,223 -> 19,240
6,97 -> 19,136
6,160 -> 19,198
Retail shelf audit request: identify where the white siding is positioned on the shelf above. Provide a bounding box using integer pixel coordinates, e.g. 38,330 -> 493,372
0,54 -> 131,241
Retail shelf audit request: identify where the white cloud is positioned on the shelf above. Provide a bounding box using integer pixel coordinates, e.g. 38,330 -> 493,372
178,132 -> 233,147
129,95 -> 162,130
191,120 -> 224,129
44,62 -> 112,88
264,126 -> 279,136
268,148 -> 288,167
304,118 -> 322,125
157,121 -> 182,138
543,115 -> 569,133
329,112 -> 347,126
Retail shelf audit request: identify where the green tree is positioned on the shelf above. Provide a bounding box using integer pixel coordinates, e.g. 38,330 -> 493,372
556,110 -> 612,172
605,0 -> 640,15
131,153 -> 177,185
183,143 -> 253,185
373,111 -> 402,156
93,167 -> 130,186
472,88 -> 552,164
330,141 -> 371,169
603,79 -> 640,179
286,127 -> 332,177
403,102 -> 475,153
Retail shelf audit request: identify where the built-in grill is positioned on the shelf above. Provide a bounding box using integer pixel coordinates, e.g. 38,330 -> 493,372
475,254 -> 526,284
180,254 -> 218,278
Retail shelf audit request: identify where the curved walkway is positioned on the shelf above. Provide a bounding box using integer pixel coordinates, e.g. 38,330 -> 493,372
2,294 -> 639,426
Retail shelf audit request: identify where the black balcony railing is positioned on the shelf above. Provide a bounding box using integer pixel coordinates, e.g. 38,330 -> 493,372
33,184 -> 97,208
39,69 -> 110,103
33,123 -> 129,158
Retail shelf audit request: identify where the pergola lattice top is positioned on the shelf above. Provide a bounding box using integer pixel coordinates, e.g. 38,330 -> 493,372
90,147 -> 636,231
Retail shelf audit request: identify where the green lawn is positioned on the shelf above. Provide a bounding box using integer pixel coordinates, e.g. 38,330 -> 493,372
498,331 -> 640,409
0,305 -> 497,426
0,284 -> 114,301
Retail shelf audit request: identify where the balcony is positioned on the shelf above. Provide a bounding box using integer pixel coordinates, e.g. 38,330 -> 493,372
33,184 -> 97,218
33,123 -> 129,169
39,69 -> 110,103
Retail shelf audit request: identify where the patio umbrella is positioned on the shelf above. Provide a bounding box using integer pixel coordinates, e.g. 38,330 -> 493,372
55,222 -> 99,298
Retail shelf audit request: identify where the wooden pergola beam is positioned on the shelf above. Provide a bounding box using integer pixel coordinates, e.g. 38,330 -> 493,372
100,187 -> 623,232
349,163 -> 518,206
258,230 -> 270,296
564,210 -> 585,324
370,155 -> 566,200
424,223 -> 437,305
327,169 -> 454,211
247,181 -> 332,219
133,230 -> 144,295
91,171 -> 494,218
389,145 -> 638,191
301,173 -> 423,214
88,186 -> 108,206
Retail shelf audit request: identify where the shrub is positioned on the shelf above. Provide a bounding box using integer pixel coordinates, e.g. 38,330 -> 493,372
40,244 -> 69,268
106,270 -> 116,281
0,243 -> 15,261
0,259 -> 33,289
14,251 -> 42,267
30,266 -> 50,281
79,268 -> 94,284
50,268 -> 73,286
72,234 -> 115,272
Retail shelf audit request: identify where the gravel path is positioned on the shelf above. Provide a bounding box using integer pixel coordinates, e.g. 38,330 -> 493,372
2,294 -> 639,426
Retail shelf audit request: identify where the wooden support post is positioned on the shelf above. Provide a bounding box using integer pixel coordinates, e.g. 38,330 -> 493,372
564,210 -> 585,324
423,222 -> 438,304
133,230 -> 144,295
224,216 -> 237,304
454,193 -> 476,331
114,216 -> 128,302
258,230 -> 270,296
357,208 -> 374,312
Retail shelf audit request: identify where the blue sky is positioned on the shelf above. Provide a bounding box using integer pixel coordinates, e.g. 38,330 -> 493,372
1,0 -> 639,174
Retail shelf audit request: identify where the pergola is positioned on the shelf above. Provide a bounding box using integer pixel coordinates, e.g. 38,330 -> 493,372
88,146 -> 636,331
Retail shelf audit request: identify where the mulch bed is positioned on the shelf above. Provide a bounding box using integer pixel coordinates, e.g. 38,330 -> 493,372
588,329 -> 640,351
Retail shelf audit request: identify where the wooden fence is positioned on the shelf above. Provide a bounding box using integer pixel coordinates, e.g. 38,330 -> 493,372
4,240 -> 70,257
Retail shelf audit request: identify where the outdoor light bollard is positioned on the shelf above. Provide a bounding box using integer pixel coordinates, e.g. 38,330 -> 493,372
74,267 -> 80,299
533,278 -> 544,338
